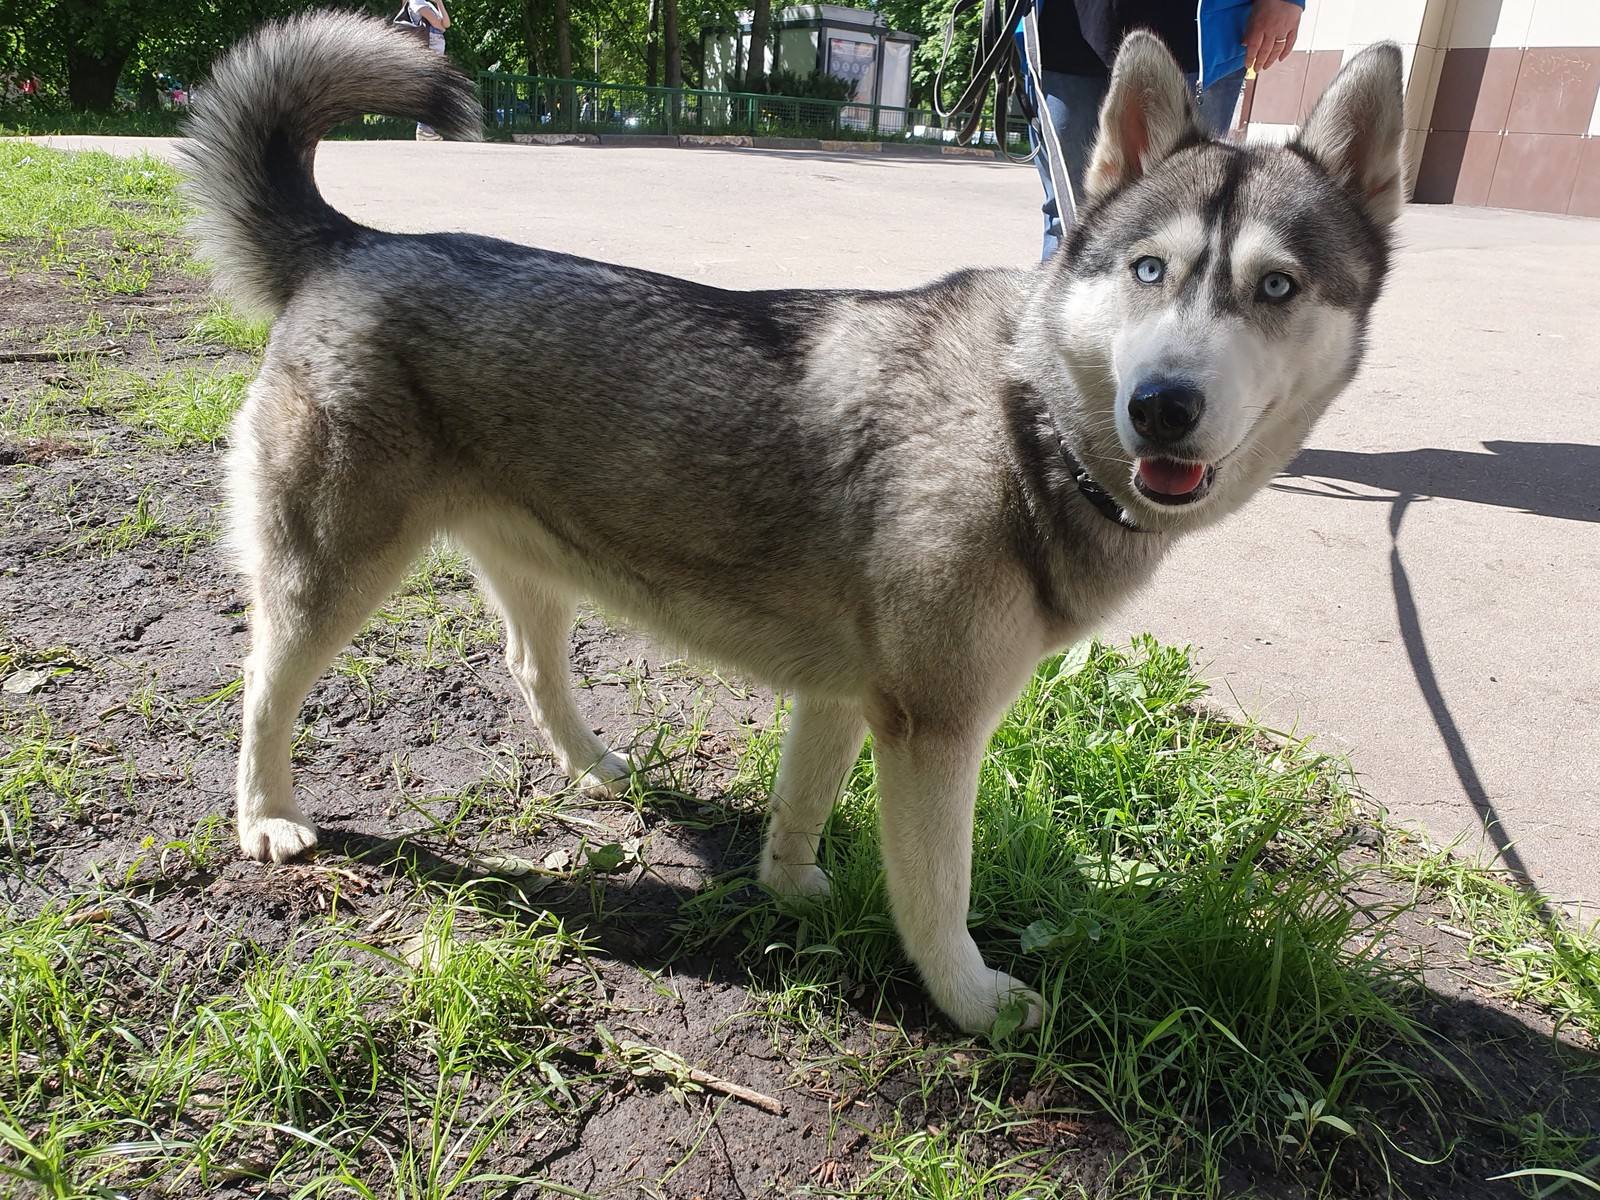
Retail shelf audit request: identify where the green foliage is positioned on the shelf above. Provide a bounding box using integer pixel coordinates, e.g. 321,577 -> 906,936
874,0 -> 985,108
0,0 -> 317,110
765,67 -> 853,102
0,0 -> 953,112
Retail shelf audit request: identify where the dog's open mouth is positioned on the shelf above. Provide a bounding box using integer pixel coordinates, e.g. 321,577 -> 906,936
1134,457 -> 1214,505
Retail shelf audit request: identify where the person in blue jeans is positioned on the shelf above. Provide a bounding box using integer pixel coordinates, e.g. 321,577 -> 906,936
1031,0 -> 1306,259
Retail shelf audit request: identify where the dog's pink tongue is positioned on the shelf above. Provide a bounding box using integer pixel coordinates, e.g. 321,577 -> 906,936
1137,458 -> 1206,496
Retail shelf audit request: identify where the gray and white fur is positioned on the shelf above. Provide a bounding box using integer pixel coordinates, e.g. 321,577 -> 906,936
183,12 -> 1404,1033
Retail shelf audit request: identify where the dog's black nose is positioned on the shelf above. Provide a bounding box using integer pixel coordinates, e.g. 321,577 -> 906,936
1128,382 -> 1205,444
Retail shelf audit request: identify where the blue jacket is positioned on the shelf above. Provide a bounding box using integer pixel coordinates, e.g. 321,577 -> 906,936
1200,0 -> 1304,87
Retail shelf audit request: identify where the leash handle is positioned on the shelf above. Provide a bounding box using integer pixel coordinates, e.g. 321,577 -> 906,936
934,0 -> 1033,147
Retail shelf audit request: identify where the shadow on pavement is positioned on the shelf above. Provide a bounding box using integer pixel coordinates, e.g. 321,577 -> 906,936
1280,441 -> 1600,524
1272,441 -> 1599,920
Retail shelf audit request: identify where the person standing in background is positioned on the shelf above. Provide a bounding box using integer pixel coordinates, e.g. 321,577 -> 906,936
408,0 -> 452,140
1031,0 -> 1305,259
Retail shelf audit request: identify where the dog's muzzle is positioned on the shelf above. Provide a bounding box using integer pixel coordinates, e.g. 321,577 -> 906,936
1127,379 -> 1213,504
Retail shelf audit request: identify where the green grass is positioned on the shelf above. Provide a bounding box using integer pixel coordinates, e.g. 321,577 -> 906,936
195,943 -> 393,1125
20,357 -> 249,449
0,143 -> 185,244
0,894 -> 598,1196
1,143 -> 187,298
189,300 -> 273,353
115,364 -> 250,447
20,475 -> 218,558
0,105 -> 185,139
0,392 -> 74,442
1393,844 -> 1600,1039
0,106 -> 411,142
0,710 -> 107,856
353,543 -> 502,673
682,639 -> 1441,1187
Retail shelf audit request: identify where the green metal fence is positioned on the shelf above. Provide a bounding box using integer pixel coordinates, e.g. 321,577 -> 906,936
478,73 -> 1031,151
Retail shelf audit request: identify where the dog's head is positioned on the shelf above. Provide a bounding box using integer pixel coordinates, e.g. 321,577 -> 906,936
1025,33 -> 1404,532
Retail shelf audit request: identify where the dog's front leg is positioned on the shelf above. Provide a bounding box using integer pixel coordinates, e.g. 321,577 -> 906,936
759,695 -> 867,898
872,719 -> 1044,1033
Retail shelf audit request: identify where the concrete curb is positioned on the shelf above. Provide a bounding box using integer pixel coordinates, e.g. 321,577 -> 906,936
510,132 -> 599,145
503,130 -> 997,159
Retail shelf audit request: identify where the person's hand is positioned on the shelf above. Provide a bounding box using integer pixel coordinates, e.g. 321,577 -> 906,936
1243,0 -> 1303,72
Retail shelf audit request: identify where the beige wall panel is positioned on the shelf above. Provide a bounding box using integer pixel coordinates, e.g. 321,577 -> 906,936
1406,44 -> 1440,127
1418,0 -> 1452,48
1445,0 -> 1536,50
1524,0 -> 1600,50
1306,0 -> 1355,52
1402,126 -> 1429,198
1347,0 -> 1432,49
1570,137 -> 1600,215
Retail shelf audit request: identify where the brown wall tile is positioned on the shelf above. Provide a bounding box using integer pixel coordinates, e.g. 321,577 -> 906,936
1250,50 -> 1308,125
1505,48 -> 1600,136
1299,49 -> 1344,122
1431,47 -> 1522,132
1414,129 -> 1502,205
1566,138 -> 1600,218
1486,133 -> 1582,213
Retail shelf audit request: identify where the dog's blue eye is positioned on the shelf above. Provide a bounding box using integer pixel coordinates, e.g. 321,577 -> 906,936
1259,271 -> 1296,301
1132,256 -> 1165,285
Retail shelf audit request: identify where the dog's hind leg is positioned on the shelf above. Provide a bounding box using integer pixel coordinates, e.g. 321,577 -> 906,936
234,510 -> 426,863
462,549 -> 631,796
871,718 -> 1045,1033
759,695 -> 865,898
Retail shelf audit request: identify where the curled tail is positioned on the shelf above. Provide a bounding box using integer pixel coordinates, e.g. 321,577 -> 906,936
180,10 -> 481,316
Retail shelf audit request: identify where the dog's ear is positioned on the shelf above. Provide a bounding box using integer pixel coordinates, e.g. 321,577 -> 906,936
1293,42 -> 1406,225
1084,32 -> 1204,205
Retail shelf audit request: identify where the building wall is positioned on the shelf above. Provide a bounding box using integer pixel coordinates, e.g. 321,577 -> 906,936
1243,0 -> 1600,217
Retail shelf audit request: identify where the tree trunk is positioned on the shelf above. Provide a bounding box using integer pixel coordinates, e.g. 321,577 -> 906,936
663,0 -> 680,89
553,0 -> 574,129
554,0 -> 572,78
65,43 -> 133,113
646,0 -> 659,89
745,0 -> 770,92
521,0 -> 544,77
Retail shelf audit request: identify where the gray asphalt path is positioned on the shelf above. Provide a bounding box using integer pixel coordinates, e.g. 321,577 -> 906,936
31,136 -> 1600,916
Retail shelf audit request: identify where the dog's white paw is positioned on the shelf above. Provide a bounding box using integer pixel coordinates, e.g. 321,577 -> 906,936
575,750 -> 633,798
936,967 -> 1045,1035
238,812 -> 319,863
760,859 -> 831,900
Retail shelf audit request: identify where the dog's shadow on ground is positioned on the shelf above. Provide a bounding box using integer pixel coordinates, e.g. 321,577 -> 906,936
318,791 -> 789,963
1277,440 -> 1600,523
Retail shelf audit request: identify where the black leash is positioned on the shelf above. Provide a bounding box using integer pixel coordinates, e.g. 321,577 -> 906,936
934,0 -> 1032,150
933,0 -> 1078,225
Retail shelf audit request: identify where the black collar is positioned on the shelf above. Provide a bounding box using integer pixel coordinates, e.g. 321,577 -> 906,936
1059,439 -> 1151,533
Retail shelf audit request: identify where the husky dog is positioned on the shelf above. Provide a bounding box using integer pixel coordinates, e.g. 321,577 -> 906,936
183,12 -> 1403,1032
